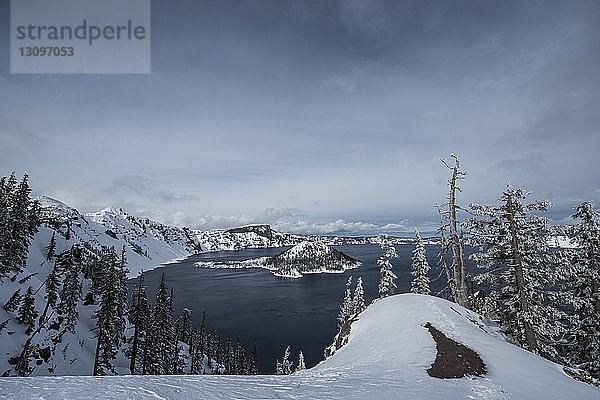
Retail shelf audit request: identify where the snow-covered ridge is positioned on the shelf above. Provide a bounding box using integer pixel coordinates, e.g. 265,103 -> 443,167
39,196 -> 198,277
2,294 -> 597,399
196,241 -> 362,278
37,196 -> 437,278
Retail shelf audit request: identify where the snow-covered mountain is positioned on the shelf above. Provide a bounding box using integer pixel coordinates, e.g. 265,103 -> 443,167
39,196 -> 200,278
38,197 -> 307,277
2,294 -> 597,399
37,196 -> 431,278
196,241 -> 362,278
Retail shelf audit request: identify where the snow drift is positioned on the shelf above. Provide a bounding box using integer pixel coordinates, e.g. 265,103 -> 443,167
1,294 -> 597,399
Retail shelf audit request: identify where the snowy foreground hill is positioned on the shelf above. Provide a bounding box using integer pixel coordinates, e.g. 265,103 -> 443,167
1,294 -> 597,400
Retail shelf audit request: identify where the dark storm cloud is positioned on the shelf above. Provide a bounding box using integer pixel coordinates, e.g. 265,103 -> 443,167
1,0 -> 599,233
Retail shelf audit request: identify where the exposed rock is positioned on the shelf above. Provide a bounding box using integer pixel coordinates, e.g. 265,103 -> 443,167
425,322 -> 486,379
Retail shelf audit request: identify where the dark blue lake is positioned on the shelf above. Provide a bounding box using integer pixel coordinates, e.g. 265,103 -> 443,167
128,244 -> 456,374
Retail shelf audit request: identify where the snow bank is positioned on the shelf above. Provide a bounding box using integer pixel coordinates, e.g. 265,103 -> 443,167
1,294 -> 597,399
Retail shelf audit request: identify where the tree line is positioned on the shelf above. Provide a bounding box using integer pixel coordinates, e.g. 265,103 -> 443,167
0,172 -> 258,376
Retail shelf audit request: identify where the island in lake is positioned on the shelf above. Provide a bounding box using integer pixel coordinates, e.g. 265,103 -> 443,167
195,241 -> 362,277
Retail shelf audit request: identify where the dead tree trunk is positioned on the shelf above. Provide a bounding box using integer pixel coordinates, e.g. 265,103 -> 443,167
506,193 -> 537,353
441,155 -> 469,307
437,207 -> 455,300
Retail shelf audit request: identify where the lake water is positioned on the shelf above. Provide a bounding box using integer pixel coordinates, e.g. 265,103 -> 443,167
128,244 -> 456,374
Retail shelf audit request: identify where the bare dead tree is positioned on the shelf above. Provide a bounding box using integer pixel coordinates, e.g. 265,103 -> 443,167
439,154 -> 469,307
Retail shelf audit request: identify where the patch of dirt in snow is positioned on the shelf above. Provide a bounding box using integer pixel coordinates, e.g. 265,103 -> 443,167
425,322 -> 486,379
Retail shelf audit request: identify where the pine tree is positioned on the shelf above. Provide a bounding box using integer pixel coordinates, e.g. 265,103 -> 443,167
3,289 -> 22,312
189,327 -> 202,374
248,343 -> 258,375
411,229 -> 431,295
199,311 -> 206,356
147,273 -> 176,374
465,185 -> 566,360
0,319 -> 9,334
39,255 -> 62,327
92,246 -> 127,375
352,277 -> 366,314
0,175 -> 12,272
65,221 -> 71,241
0,173 -> 40,277
116,247 -> 129,346
377,234 -> 398,298
142,317 -> 156,375
338,276 -> 354,328
129,273 -> 150,374
279,345 -> 293,375
235,341 -> 246,374
205,333 -> 213,373
176,308 -> 192,345
46,233 -> 57,262
58,246 -> 83,334
559,201 -> 600,378
17,286 -> 38,335
296,350 -> 306,372
225,337 -> 234,374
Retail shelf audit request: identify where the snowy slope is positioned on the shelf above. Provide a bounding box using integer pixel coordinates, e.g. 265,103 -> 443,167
40,196 -> 198,278
0,226 -> 133,377
1,294 -> 597,399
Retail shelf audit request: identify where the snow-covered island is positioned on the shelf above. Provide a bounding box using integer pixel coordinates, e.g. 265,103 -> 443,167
195,241 -> 362,278
2,294 -> 598,399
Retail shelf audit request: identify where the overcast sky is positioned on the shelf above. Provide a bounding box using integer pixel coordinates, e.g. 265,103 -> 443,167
1,0 -> 599,235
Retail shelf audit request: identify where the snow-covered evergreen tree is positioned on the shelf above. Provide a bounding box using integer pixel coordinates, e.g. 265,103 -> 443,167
46,232 -> 56,262
128,273 -> 150,374
296,350 -> 306,372
92,246 -> 127,375
352,277 -> 366,314
225,336 -> 234,374
148,273 -> 176,374
377,234 -> 398,298
17,286 -> 38,335
276,345 -> 293,375
0,173 -> 40,277
235,341 -> 246,374
411,230 -> 431,295
205,333 -> 213,373
248,343 -> 258,375
559,201 -> 600,378
3,289 -> 22,313
116,247 -> 129,346
199,311 -> 206,357
465,185 -> 566,360
169,288 -> 186,375
176,308 -> 192,345
38,255 -> 62,327
338,276 -> 353,328
57,246 -> 83,334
